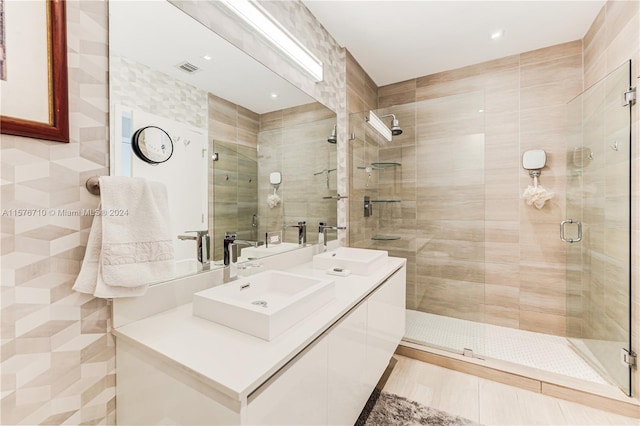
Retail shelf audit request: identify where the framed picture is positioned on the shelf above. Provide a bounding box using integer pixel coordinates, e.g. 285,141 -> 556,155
0,0 -> 69,143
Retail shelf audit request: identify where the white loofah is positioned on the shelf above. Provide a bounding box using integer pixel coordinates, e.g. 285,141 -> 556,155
522,176 -> 554,209
267,188 -> 281,208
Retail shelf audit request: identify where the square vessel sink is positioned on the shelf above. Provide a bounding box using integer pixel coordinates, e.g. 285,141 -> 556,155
240,242 -> 300,260
313,247 -> 388,275
192,270 -> 334,341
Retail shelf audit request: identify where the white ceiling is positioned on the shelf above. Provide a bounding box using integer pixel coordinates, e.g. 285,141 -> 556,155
303,0 -> 605,86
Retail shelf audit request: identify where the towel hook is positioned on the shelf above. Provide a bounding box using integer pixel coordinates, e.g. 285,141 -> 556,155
86,176 -> 101,195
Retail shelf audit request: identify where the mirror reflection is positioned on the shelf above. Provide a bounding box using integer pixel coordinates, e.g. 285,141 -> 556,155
108,0 -> 337,282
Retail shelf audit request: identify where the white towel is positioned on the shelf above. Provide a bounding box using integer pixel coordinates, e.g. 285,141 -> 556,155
73,177 -> 175,298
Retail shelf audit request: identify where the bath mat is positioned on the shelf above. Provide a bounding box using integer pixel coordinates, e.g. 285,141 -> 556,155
355,389 -> 480,426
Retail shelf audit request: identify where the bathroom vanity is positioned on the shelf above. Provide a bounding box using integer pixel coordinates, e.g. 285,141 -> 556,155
112,247 -> 406,425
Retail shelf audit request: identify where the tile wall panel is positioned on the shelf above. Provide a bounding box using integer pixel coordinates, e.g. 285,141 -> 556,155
346,51 -> 380,250
0,1 -> 114,424
208,93 -> 259,261
375,40 -> 584,334
257,103 -> 337,243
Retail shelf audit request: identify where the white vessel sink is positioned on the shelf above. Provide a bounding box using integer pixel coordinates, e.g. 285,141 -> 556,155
192,270 -> 334,341
313,247 -> 388,275
240,242 -> 300,260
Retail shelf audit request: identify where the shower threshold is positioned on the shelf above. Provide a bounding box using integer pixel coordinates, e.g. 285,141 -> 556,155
400,310 -> 639,418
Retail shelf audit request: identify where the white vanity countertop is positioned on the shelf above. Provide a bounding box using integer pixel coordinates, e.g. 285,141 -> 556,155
112,257 -> 405,402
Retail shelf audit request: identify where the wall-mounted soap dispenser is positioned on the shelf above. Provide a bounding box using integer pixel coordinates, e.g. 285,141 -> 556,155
522,149 -> 546,177
521,149 -> 554,209
269,171 -> 281,190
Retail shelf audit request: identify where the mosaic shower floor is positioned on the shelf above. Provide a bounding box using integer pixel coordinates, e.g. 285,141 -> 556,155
404,309 -> 609,385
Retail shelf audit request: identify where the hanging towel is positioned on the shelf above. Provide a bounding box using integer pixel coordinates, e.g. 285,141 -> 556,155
73,176 -> 175,298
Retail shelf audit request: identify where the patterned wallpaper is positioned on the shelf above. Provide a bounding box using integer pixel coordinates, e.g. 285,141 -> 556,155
0,1 -> 114,424
110,55 -> 208,130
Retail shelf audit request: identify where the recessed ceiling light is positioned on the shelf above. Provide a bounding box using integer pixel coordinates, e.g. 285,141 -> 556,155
203,55 -> 212,60
490,29 -> 505,40
270,93 -> 279,99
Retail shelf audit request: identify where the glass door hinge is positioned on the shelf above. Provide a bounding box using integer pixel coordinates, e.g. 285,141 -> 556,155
621,348 -> 636,367
623,87 -> 636,106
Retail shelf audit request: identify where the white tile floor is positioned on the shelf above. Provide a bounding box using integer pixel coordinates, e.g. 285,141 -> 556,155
405,309 -> 609,385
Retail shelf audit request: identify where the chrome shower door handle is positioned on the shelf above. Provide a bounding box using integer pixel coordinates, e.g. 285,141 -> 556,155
560,219 -> 582,243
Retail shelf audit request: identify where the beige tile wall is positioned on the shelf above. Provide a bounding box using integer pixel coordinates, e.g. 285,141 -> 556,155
346,51 -> 380,248
257,102 -> 337,243
0,1 -> 114,424
582,0 -> 640,398
207,94 -> 259,261
375,40 -> 584,334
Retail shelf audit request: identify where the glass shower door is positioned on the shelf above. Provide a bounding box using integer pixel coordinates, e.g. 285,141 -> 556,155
565,61 -> 632,395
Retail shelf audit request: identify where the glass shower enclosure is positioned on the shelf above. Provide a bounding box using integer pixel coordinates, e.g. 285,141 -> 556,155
349,60 -> 634,395
349,91 -> 488,358
565,60 -> 633,395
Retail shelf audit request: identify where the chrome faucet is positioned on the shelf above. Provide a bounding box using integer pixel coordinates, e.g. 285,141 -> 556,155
177,230 -> 210,271
288,221 -> 307,246
223,232 -> 265,280
318,222 -> 346,250
223,232 -> 264,265
223,232 -> 237,266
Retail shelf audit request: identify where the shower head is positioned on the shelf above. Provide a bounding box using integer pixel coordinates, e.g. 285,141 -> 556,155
327,124 -> 337,144
390,118 -> 403,136
381,114 -> 403,136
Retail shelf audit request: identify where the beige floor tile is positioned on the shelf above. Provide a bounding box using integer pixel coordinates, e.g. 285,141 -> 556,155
384,356 -> 480,423
479,379 -> 524,426
386,356 -> 639,426
556,397 -> 640,426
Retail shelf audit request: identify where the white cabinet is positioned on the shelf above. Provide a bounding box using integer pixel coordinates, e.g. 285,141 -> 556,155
327,301 -> 368,425
246,338 -> 328,425
249,267 -> 405,426
117,340 -> 241,425
116,264 -> 406,426
366,266 -> 406,389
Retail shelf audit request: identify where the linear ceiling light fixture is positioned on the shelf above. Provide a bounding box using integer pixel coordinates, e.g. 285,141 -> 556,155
218,0 -> 324,81
366,111 -> 392,142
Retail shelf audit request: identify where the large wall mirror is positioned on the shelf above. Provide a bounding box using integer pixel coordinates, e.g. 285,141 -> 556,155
108,1 -> 337,282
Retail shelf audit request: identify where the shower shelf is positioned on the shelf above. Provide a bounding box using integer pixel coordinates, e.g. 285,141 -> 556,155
370,199 -> 401,203
357,162 -> 401,170
371,162 -> 401,168
371,235 -> 401,241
